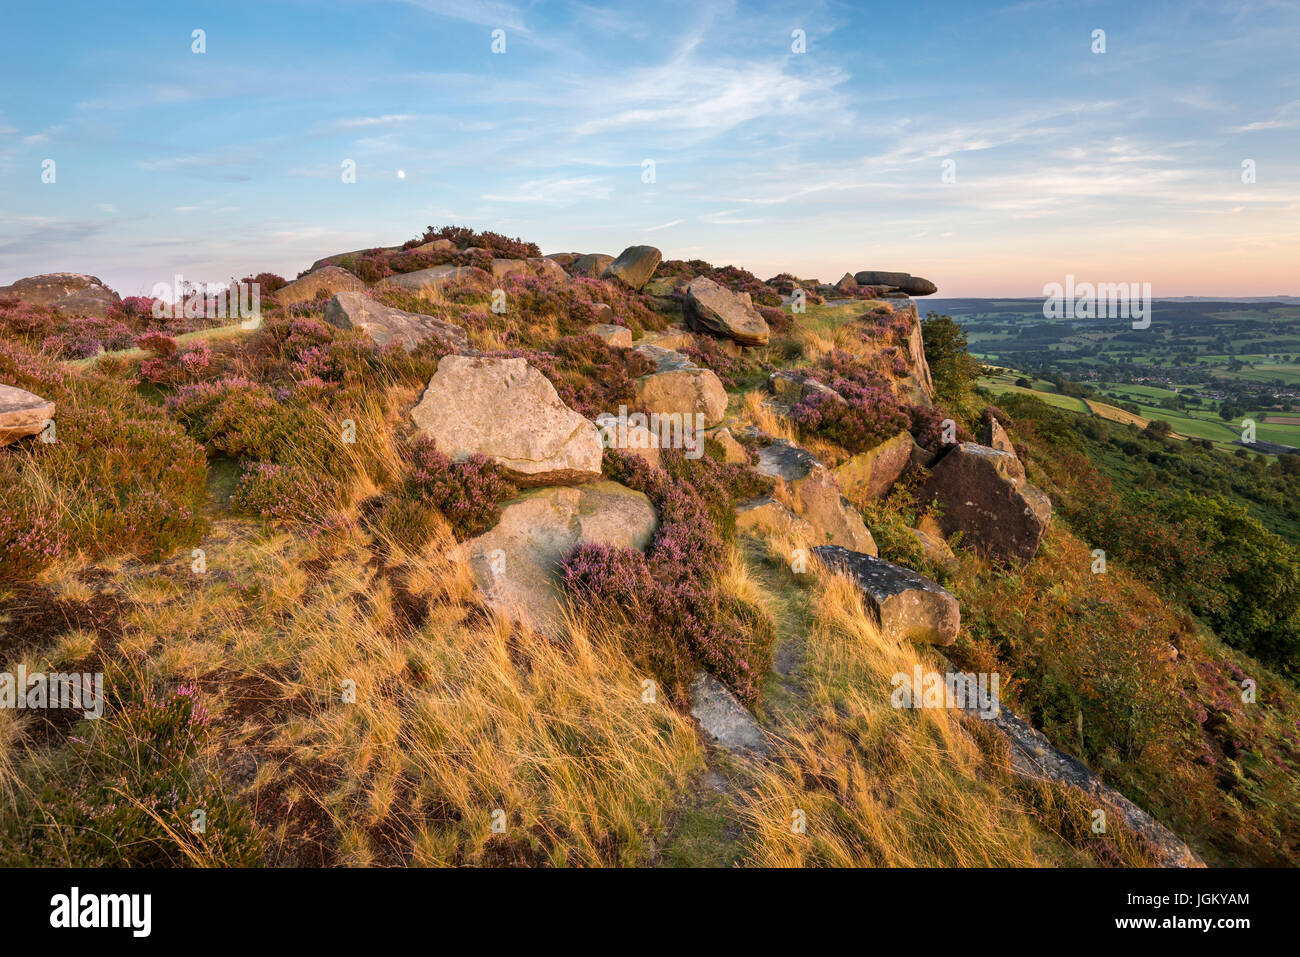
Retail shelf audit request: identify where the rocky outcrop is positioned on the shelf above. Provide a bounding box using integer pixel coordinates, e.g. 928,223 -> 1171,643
815,545 -> 960,645
919,443 -> 1051,564
309,246 -> 396,272
768,369 -> 842,405
835,272 -> 858,293
0,384 -> 55,446
853,270 -> 938,297
632,345 -> 728,427
832,430 -> 915,500
637,325 -> 694,352
410,355 -> 603,485
690,672 -> 770,757
460,481 -> 657,635
893,301 -> 936,405
684,277 -> 770,346
276,265 -> 369,305
569,253 -> 614,278
602,245 -> 662,290
755,440 -> 876,555
323,292 -> 469,351
0,273 -> 120,315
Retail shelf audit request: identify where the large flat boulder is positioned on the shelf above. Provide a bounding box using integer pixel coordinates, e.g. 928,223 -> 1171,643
277,265 -> 369,305
0,384 -> 55,446
684,277 -> 770,346
0,273 -> 120,315
755,440 -> 876,554
853,270 -> 938,296
602,245 -> 662,290
832,430 -> 915,500
919,443 -> 1051,564
377,264 -> 487,291
814,545 -> 960,645
324,292 -> 468,351
460,481 -> 657,635
411,355 -> 602,485
633,345 -> 728,427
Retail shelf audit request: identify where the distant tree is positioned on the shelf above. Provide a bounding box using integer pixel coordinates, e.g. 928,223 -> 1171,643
921,312 -> 984,409
1144,420 -> 1174,439
1015,376 -> 1032,388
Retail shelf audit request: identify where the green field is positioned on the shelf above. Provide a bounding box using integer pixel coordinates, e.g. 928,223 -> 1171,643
981,372 -> 1300,450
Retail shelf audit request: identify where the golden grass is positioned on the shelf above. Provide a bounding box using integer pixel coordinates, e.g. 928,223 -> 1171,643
76,515 -> 705,866
738,562 -> 1085,867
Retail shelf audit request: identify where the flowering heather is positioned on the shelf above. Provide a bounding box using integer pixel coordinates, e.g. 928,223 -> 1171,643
402,436 -> 517,540
3,680 -> 263,866
561,448 -> 775,706
681,336 -> 759,389
0,340 -> 206,577
413,224 -> 541,259
41,314 -> 135,358
790,387 -> 910,454
169,376 -> 313,461
233,461 -> 340,525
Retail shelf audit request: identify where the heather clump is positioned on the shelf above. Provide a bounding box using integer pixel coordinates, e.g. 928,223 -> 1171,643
561,449 -> 775,706
169,376 -> 314,461
790,385 -> 910,454
232,461 -> 342,526
138,334 -> 213,386
681,336 -> 762,389
0,340 -> 207,577
400,436 -> 517,540
0,682 -> 263,866
412,224 -> 541,259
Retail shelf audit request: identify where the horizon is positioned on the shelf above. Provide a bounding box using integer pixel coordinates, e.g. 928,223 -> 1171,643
2,0 -> 1298,298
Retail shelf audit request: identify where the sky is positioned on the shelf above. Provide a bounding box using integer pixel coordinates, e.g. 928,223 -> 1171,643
0,0 -> 1297,298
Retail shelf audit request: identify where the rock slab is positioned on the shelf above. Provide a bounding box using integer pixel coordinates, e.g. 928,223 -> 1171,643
0,384 -> 55,446
411,355 -> 603,485
324,292 -> 469,351
815,545 -> 960,645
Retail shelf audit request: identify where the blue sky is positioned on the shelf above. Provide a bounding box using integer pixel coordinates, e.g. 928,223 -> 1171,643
1,0 -> 1297,297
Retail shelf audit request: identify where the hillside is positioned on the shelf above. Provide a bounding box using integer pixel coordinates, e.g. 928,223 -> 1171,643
1,232 -> 1297,868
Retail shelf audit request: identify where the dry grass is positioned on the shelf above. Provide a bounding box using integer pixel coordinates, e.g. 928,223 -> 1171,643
77,515 -> 704,866
738,562 -> 1088,867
